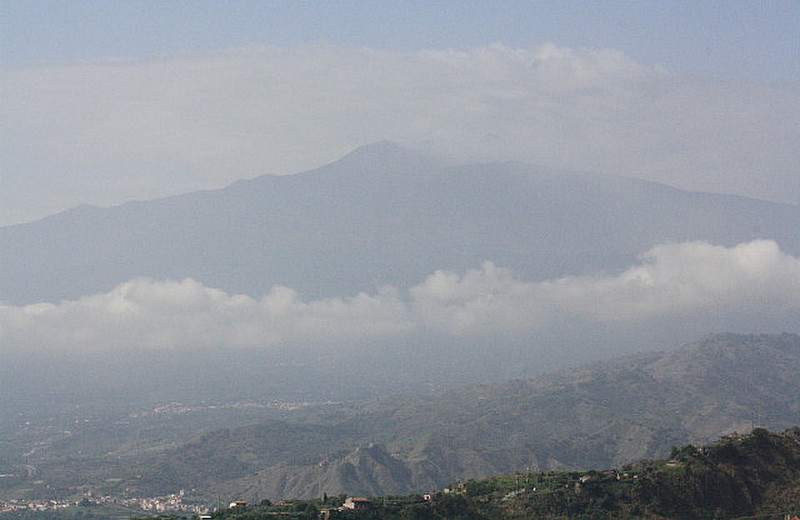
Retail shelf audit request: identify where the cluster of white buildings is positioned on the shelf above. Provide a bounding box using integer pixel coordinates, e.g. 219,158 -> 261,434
1,498 -> 75,513
96,491 -> 209,514
1,491 -> 209,515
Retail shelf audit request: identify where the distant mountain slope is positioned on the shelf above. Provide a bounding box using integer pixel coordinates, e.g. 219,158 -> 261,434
115,333 -> 800,501
2,142 -> 798,304
202,428 -> 800,520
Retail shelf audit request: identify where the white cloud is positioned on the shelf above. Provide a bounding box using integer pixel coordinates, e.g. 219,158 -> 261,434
0,279 -> 414,353
2,43 -> 798,225
538,239 -> 800,323
1,240 -> 798,355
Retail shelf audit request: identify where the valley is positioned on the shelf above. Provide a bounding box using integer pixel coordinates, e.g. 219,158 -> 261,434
2,333 -> 798,512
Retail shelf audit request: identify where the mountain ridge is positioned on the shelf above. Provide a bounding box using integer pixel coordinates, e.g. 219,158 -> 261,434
199,427 -> 800,520
100,333 -> 800,501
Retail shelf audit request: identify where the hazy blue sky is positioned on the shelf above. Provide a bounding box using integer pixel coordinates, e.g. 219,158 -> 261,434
3,1 -> 798,81
2,1 -> 799,225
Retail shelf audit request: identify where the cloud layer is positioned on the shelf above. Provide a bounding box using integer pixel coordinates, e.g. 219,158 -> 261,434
2,240 -> 798,355
3,43 -> 798,225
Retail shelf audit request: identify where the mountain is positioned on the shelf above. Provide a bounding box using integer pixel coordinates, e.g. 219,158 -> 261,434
201,427 -> 800,520
8,333 -> 791,503
152,333 -> 800,501
2,142 -> 798,305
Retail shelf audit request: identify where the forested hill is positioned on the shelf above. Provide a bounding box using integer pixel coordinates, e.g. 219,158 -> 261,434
187,427 -> 800,519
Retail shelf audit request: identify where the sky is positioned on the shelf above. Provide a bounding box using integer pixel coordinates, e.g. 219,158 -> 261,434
2,0 -> 799,226
0,1 -> 799,372
3,1 -> 798,81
